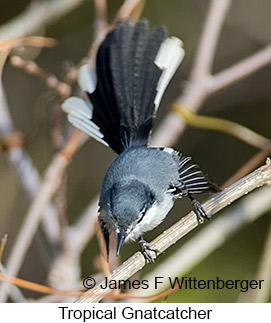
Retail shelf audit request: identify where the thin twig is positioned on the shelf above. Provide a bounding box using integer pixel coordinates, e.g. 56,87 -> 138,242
190,0 -> 232,82
222,143 -> 271,188
152,43 -> 271,148
76,160 -> 271,302
151,0 -> 232,147
0,234 -> 8,264
10,56 -> 71,97
47,196 -> 99,289
0,87 -> 61,247
0,266 -> 26,302
0,129 -> 84,301
94,0 -> 108,39
0,154 -> 67,301
151,2 -> 271,148
0,37 -> 56,51
0,0 -> 86,39
115,0 -> 146,22
173,104 -> 270,149
209,44 -> 271,94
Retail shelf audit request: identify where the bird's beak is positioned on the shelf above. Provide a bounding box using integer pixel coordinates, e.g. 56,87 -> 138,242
116,231 -> 127,256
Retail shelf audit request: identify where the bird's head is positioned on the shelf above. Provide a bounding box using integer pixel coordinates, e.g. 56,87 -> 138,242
107,179 -> 156,256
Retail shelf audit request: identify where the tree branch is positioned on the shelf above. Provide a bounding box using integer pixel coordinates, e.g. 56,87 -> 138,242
209,44 -> 271,94
0,0 -> 86,39
151,1 -> 271,148
0,129 -> 84,301
132,185 -> 271,299
0,86 -> 61,247
76,160 -> 271,303
190,0 -> 232,82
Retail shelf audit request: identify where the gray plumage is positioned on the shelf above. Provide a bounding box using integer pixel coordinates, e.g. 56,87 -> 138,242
62,19 -> 219,263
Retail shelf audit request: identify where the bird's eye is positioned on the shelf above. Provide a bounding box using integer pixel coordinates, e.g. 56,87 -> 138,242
149,191 -> 156,205
137,205 -> 147,223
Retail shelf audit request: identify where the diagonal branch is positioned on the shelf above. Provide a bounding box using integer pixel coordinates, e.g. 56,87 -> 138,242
0,0 -> 86,39
151,0 -> 271,148
152,40 -> 271,148
0,87 -> 61,246
132,185 -> 271,299
76,159 -> 271,303
209,44 -> 271,94
0,129 -> 84,302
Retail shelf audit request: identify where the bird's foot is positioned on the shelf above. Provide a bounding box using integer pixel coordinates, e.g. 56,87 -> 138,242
139,238 -> 161,263
190,197 -> 212,223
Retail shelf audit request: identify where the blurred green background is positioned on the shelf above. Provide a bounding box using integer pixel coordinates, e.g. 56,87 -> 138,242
0,0 -> 271,302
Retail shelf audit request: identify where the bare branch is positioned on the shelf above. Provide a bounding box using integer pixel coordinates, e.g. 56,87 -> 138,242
0,87 -> 61,247
173,104 -> 270,149
190,0 -> 232,81
115,0 -> 146,22
94,0 -> 108,38
2,0 -> 270,303
151,0 -> 232,147
223,144 -> 271,188
0,266 -> 26,302
76,160 -> 271,303
0,0 -> 86,39
10,56 -> 71,97
132,185 -> 271,298
152,46 -> 271,149
209,44 -> 271,94
0,129 -> 84,301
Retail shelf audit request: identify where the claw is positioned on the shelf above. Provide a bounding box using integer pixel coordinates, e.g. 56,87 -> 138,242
138,237 -> 161,263
190,197 -> 212,223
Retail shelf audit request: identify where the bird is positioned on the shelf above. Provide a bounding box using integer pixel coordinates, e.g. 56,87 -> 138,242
62,19 -> 220,263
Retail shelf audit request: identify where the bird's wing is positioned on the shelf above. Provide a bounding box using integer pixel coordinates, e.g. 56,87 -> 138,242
162,148 -> 221,196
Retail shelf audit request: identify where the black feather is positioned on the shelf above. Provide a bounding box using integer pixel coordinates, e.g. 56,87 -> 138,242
87,19 -> 167,154
170,153 -> 221,197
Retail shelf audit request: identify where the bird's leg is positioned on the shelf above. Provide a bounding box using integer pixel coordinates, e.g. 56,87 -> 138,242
138,236 -> 161,263
189,196 -> 212,223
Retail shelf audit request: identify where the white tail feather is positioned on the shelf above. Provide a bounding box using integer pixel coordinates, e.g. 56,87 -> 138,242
62,97 -> 93,119
68,115 -> 108,146
62,97 -> 108,147
154,37 -> 185,109
79,64 -> 97,93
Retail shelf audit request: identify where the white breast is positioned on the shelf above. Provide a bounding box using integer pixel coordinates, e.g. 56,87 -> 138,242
127,194 -> 174,241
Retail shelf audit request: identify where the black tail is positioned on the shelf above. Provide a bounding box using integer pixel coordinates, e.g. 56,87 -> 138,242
63,19 -> 184,154
89,20 -> 167,154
